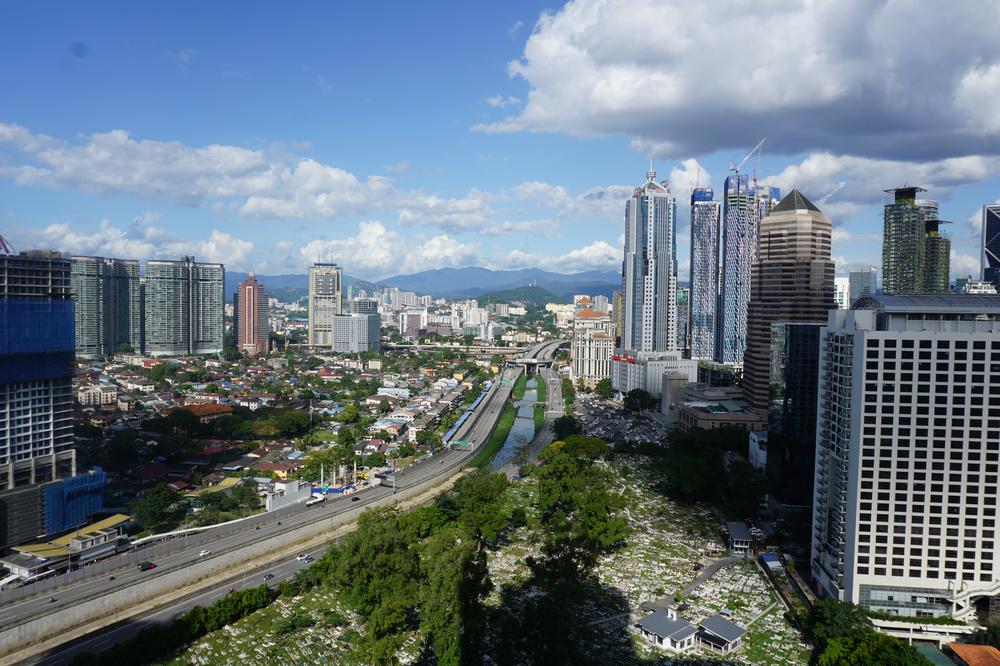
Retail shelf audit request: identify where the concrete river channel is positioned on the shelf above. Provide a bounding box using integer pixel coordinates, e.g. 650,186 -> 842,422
491,377 -> 537,469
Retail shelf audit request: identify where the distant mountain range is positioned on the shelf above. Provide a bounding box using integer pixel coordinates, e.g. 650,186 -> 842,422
477,285 -> 562,308
376,267 -> 620,301
226,267 -> 621,303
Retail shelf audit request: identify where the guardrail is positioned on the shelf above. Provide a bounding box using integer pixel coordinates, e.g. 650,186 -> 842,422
0,371 -> 520,611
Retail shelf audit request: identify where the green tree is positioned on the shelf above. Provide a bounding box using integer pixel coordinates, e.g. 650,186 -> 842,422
378,399 -> 391,414
623,388 -> 656,412
275,409 -> 310,437
818,630 -> 928,666
133,484 -> 182,530
552,415 -> 582,441
805,599 -> 874,651
420,526 -> 492,666
106,428 -> 139,473
593,378 -> 613,400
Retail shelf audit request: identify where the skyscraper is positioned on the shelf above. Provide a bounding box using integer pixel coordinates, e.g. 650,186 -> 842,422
350,297 -> 379,316
0,251 -> 81,546
675,287 -> 689,354
984,204 -> 1000,290
620,164 -> 677,353
811,294 -> 1000,620
743,190 -> 836,412
848,266 -> 877,305
716,175 -> 780,364
70,256 -> 141,358
571,307 -> 614,388
882,187 -> 951,294
689,187 -> 721,360
308,263 -> 343,347
144,257 -> 224,356
233,273 -> 269,355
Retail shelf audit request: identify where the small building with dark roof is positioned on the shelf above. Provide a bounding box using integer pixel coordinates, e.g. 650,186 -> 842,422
636,608 -> 698,653
697,613 -> 747,654
726,521 -> 752,553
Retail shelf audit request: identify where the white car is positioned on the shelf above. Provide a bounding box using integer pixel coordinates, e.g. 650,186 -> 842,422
198,550 -> 211,557
296,554 -> 308,562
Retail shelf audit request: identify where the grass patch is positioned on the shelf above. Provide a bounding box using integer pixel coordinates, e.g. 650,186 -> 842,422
534,404 -> 544,435
470,401 -> 518,468
512,373 -> 528,401
536,376 -> 547,403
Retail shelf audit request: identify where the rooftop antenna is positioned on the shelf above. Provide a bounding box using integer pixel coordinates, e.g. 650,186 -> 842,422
646,154 -> 656,182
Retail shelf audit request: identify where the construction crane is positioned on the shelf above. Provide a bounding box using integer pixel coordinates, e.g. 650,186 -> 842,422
729,138 -> 767,187
0,234 -> 13,255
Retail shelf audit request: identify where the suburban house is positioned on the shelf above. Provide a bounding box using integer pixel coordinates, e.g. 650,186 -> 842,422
636,608 -> 697,653
726,521 -> 752,554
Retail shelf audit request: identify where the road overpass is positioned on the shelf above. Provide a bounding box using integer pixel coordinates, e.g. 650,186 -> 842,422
1,368 -> 523,665
509,339 -> 565,373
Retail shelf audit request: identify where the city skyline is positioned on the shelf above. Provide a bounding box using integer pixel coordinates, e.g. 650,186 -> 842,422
1,2 -> 998,281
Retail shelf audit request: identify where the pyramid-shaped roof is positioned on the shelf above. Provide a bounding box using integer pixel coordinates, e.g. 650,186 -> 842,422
771,189 -> 820,213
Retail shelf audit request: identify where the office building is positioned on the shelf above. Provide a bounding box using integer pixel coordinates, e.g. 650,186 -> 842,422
612,290 -> 623,344
717,175 -> 780,364
834,277 -> 850,309
849,267 -> 877,305
882,187 -> 951,294
811,294 -> 1000,621
571,308 -> 614,388
332,313 -> 381,353
70,256 -> 141,358
689,187 -> 721,360
0,251 -> 90,547
984,205 -> 1000,290
144,257 -> 224,356
233,273 -> 269,355
765,322 -> 823,506
743,190 -> 836,412
619,164 -> 678,353
308,263 -> 343,347
350,297 -> 380,316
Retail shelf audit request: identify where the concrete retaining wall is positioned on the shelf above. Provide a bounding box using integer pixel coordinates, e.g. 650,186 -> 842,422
0,474 -> 447,664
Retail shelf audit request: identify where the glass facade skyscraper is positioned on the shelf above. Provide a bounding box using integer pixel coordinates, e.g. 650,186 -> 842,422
620,166 -> 677,353
848,266 -> 877,305
982,204 -> 1000,290
716,175 -> 779,364
688,188 -> 720,360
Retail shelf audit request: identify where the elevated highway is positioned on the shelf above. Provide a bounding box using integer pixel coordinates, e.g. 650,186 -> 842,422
1,368 -> 522,665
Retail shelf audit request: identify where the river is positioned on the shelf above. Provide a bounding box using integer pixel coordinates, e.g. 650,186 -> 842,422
491,377 -> 537,469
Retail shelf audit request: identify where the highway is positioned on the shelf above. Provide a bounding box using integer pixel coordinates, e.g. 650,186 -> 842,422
4,364 -> 523,664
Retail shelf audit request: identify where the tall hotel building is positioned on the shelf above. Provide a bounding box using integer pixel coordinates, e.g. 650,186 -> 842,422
688,188 -> 721,360
233,273 -> 269,355
70,256 -> 141,357
144,257 -> 224,356
982,204 -> 1000,290
716,175 -> 780,364
619,165 -> 677,353
811,294 -> 1000,621
571,307 -> 614,388
308,263 -> 343,347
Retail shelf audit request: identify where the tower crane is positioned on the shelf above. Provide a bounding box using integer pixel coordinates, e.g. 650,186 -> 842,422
0,234 -> 13,255
729,138 -> 767,186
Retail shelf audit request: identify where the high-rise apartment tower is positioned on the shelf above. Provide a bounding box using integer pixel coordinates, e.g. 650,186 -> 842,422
70,256 -> 141,358
882,187 -> 950,294
619,165 -> 677,353
144,257 -> 224,356
233,273 -> 269,355
689,188 -> 721,360
716,175 -> 780,364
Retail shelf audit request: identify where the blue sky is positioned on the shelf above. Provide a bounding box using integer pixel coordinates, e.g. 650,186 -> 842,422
2,0 -> 999,281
